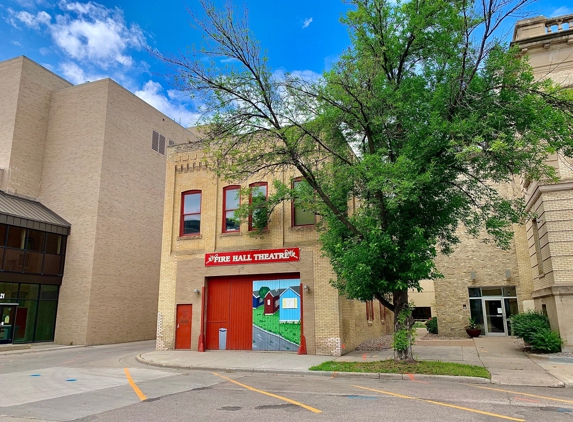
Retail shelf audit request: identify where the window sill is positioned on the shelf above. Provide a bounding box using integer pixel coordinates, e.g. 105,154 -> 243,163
220,232 -> 242,237
178,235 -> 202,241
290,225 -> 316,231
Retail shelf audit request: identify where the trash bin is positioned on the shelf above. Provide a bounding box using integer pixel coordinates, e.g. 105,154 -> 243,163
219,328 -> 227,350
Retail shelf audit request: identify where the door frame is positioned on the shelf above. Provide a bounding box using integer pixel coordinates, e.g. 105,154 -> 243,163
0,303 -> 18,345
482,298 -> 507,336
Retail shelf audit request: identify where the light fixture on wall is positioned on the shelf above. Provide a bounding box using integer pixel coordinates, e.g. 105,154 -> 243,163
303,285 -> 309,292
505,269 -> 511,280
193,289 -> 200,295
470,271 -> 476,281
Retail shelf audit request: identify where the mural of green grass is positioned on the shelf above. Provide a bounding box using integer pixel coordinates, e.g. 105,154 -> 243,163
252,306 -> 300,345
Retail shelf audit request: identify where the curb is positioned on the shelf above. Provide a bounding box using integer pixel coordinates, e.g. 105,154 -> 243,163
136,354 -> 491,384
0,344 -> 85,356
526,353 -> 573,364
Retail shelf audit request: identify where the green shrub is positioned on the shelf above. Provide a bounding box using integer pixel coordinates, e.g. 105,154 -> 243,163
529,328 -> 562,353
510,311 -> 550,344
425,317 -> 438,334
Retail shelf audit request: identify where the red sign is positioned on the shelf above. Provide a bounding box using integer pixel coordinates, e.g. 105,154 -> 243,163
205,248 -> 300,266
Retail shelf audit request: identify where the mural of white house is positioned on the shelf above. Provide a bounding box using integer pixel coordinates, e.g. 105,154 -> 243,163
279,286 -> 301,323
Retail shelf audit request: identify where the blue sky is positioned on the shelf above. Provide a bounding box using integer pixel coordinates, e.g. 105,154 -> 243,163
1,0 -> 571,127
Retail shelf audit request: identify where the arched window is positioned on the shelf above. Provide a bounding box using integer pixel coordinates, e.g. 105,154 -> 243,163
223,185 -> 241,233
248,182 -> 268,231
180,190 -> 201,236
292,178 -> 315,227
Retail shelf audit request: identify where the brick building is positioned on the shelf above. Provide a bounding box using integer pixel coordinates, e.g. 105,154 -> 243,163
0,56 -> 190,345
157,15 -> 573,355
156,142 -> 392,356
434,15 -> 573,352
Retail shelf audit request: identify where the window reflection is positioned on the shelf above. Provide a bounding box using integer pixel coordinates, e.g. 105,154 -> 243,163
0,224 -> 65,275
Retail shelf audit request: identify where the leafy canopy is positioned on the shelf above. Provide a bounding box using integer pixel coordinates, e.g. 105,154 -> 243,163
157,0 -> 573,313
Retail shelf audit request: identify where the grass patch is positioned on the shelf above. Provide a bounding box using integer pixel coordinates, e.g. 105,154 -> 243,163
309,360 -> 490,379
252,306 -> 300,345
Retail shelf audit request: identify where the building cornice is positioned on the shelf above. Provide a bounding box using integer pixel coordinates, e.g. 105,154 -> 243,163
532,285 -> 573,298
525,181 -> 573,211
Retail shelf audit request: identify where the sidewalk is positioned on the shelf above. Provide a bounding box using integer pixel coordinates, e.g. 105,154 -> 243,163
137,337 -> 573,387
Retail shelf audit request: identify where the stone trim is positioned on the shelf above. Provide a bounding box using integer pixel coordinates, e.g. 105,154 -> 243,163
525,182 -> 573,212
532,285 -> 573,298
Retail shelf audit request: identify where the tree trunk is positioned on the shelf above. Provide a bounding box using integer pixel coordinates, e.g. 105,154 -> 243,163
393,290 -> 415,361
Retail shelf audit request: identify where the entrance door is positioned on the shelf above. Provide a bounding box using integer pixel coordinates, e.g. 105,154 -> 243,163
0,304 -> 17,344
175,304 -> 192,349
484,299 -> 506,335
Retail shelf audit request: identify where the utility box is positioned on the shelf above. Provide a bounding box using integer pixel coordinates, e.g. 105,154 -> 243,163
219,328 -> 227,350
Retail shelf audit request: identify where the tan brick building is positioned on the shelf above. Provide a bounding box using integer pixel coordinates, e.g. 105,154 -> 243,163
0,56 -> 190,345
157,142 -> 392,356
434,15 -> 573,352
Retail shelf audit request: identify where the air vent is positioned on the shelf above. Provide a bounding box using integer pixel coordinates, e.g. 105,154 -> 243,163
159,135 -> 166,155
152,131 -> 159,152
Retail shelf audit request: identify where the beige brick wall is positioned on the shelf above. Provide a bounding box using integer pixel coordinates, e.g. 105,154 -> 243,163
0,57 -> 71,198
0,58 -> 22,181
434,228 -> 520,337
40,79 -> 108,345
39,78 -> 190,345
157,144 -> 390,355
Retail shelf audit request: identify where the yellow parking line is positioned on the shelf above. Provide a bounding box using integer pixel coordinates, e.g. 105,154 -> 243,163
212,372 -> 321,413
124,368 -> 147,401
471,384 -> 573,405
352,385 -> 525,421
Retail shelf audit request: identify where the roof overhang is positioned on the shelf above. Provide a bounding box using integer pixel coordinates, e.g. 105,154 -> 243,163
0,191 -> 70,235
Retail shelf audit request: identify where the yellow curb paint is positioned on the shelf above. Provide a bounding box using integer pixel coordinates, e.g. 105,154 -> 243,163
352,385 -> 525,422
471,385 -> 573,405
124,368 -> 147,401
213,372 -> 321,413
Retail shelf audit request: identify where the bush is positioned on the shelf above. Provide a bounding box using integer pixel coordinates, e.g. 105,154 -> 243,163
425,317 -> 438,334
510,311 -> 562,352
510,311 -> 550,344
529,328 -> 562,353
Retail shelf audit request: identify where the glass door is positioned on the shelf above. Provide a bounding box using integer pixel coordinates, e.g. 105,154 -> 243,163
0,305 -> 17,344
484,299 -> 506,335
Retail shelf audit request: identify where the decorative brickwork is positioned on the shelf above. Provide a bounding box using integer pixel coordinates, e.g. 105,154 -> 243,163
158,143 -> 392,355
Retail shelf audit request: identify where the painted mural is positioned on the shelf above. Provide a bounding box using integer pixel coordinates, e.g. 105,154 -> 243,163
252,279 -> 301,351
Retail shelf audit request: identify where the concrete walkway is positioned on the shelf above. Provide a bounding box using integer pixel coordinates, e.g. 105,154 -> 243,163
137,337 -> 573,387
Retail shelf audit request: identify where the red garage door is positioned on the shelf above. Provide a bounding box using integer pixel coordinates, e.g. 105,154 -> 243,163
206,278 -> 252,350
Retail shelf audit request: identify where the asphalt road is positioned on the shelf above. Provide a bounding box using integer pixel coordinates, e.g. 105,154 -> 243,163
0,342 -> 572,421
252,325 -> 299,351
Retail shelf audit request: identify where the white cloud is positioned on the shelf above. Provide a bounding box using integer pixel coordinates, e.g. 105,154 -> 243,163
39,46 -> 51,55
14,0 -> 52,8
135,81 -> 201,127
59,61 -> 106,83
220,57 -> 240,63
551,6 -> 573,17
273,68 -> 321,84
302,17 -> 313,29
9,10 -> 51,28
8,1 -> 144,69
11,40 -> 22,46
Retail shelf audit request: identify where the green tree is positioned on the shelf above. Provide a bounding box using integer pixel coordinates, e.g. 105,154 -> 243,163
156,0 -> 573,360
258,286 -> 270,299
